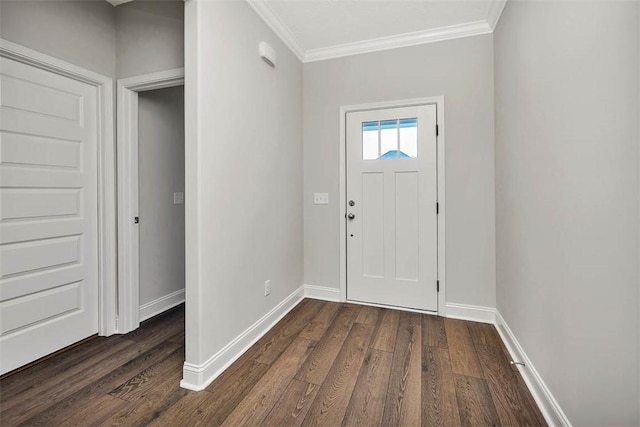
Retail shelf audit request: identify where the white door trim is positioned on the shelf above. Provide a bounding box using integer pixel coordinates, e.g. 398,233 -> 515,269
117,68 -> 185,333
0,39 -> 117,335
339,96 -> 446,315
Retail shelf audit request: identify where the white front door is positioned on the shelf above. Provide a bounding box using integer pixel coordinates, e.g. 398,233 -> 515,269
0,57 -> 99,374
346,104 -> 438,311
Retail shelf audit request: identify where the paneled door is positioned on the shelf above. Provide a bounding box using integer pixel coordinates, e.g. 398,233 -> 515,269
346,104 -> 438,311
0,56 -> 99,374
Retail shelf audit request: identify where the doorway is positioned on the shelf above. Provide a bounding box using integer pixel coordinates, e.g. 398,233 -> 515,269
341,99 -> 445,313
117,69 -> 185,333
137,86 -> 185,321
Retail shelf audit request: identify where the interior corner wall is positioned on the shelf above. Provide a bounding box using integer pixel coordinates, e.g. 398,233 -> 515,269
185,0 -> 303,367
115,0 -> 184,79
494,2 -> 640,425
0,0 -> 116,78
303,35 -> 497,310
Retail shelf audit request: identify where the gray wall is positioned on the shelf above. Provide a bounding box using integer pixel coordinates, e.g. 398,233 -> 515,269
303,35 -> 496,309
494,2 -> 639,425
138,86 -> 185,307
115,0 -> 184,79
184,0 -> 303,365
0,0 -> 116,77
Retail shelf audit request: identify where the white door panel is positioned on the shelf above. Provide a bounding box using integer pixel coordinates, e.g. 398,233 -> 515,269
1,132 -> 81,169
1,264 -> 84,301
0,57 -> 99,374
346,105 -> 438,311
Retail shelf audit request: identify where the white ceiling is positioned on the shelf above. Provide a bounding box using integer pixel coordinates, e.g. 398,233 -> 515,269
248,0 -> 506,62
107,0 -> 506,62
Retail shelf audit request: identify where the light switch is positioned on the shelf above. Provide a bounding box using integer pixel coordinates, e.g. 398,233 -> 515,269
173,192 -> 184,204
314,193 -> 329,205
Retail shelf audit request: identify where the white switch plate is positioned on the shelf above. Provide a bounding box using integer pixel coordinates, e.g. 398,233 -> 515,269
173,192 -> 184,204
314,193 -> 329,205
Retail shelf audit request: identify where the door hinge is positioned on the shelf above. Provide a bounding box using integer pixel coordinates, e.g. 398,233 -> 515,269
134,216 -> 139,224
436,202 -> 439,214
437,280 -> 440,292
436,124 -> 439,136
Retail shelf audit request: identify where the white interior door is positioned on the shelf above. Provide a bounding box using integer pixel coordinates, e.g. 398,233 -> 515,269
0,56 -> 99,374
346,104 -> 438,311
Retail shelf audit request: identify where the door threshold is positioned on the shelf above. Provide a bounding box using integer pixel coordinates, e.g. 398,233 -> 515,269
346,298 -> 439,316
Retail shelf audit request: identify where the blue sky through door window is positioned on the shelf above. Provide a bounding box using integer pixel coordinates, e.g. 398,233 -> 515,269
362,118 -> 417,160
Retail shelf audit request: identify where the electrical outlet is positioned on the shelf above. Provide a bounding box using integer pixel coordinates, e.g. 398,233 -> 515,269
264,280 -> 271,296
173,192 -> 184,205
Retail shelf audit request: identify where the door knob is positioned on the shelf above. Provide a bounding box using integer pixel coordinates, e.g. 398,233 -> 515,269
347,213 -> 355,220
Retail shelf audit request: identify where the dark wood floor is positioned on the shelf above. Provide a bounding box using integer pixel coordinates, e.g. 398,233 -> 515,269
0,299 -> 546,426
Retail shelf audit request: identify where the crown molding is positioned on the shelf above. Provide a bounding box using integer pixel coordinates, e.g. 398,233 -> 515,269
247,0 -> 507,63
486,0 -> 508,30
303,20 -> 492,63
245,0 -> 306,62
105,0 -> 134,6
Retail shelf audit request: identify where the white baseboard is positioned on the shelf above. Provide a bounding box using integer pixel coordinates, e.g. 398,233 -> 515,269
304,284 -> 341,302
139,289 -> 185,322
495,310 -> 571,427
180,285 -> 305,391
445,302 -> 496,323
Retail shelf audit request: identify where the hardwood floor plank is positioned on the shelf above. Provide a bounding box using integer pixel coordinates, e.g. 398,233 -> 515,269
100,347 -> 188,426
476,345 -> 547,426
301,322 -> 375,427
503,348 -> 548,427
52,394 -> 131,427
191,358 -> 271,426
342,348 -> 393,427
299,302 -> 342,341
370,308 -> 400,352
0,335 -> 127,399
248,299 -> 324,365
123,311 -> 185,349
221,337 -> 317,426
444,318 -> 484,378
467,322 -> 504,349
134,305 -> 184,334
295,305 -> 359,385
147,390 -> 214,427
454,375 -> 501,427
0,336 -> 132,410
0,301 -> 546,427
381,312 -> 422,427
0,338 -> 139,425
99,376 -> 188,427
169,330 -> 185,345
109,348 -> 185,401
422,346 -> 462,427
261,379 -> 319,427
18,342 -> 182,426
205,356 -> 270,395
354,305 -> 380,326
423,314 -> 448,348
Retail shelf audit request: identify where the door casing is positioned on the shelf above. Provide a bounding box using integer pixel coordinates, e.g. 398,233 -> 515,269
339,97 -> 446,315
117,68 -> 185,334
